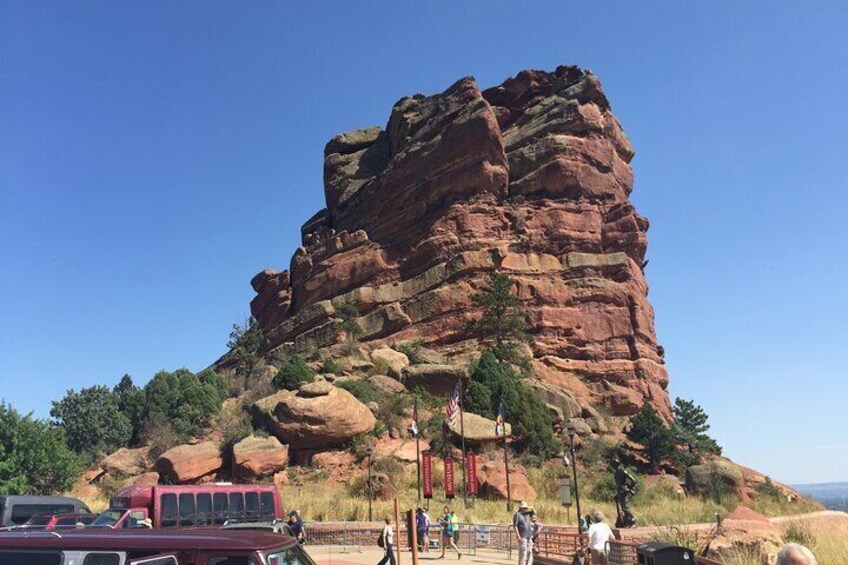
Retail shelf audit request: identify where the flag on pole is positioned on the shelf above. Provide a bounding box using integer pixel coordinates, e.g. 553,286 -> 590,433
446,380 -> 461,427
495,401 -> 506,436
409,399 -> 419,438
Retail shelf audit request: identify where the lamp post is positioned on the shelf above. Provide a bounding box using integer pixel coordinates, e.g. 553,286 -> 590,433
567,423 -> 583,534
367,442 -> 376,522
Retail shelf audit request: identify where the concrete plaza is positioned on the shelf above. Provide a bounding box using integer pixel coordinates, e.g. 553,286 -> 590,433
309,545 -> 517,565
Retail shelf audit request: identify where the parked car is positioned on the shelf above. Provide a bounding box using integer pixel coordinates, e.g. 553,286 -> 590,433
23,512 -> 99,530
91,483 -> 284,529
0,527 -> 315,564
0,495 -> 91,528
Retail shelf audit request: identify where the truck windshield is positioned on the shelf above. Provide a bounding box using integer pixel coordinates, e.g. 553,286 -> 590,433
91,509 -> 125,528
266,545 -> 316,565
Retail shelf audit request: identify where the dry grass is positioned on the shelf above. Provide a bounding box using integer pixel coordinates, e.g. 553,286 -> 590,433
277,463 -> 812,528
778,517 -> 848,565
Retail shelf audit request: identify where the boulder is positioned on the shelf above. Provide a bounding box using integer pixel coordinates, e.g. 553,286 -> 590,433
476,460 -> 537,501
374,437 -> 431,463
705,506 -> 782,563
156,441 -> 223,484
370,348 -> 410,377
260,385 -> 376,449
367,374 -> 407,395
232,435 -> 289,480
565,418 -> 593,437
101,446 -> 153,477
686,460 -> 746,501
125,472 -> 160,487
525,380 -> 582,421
447,411 -> 511,444
312,450 -> 356,469
403,364 -> 468,396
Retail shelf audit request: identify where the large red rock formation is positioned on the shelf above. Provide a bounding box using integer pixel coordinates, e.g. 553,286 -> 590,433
247,66 -> 672,421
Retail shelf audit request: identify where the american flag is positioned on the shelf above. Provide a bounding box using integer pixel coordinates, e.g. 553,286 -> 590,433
409,399 -> 419,438
446,380 -> 462,427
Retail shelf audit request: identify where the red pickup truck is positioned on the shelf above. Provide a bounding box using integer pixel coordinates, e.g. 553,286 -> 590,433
0,528 -> 313,565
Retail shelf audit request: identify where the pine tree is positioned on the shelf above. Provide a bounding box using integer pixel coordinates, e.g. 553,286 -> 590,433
671,397 -> 721,457
469,273 -> 529,361
627,404 -> 674,473
227,316 -> 264,378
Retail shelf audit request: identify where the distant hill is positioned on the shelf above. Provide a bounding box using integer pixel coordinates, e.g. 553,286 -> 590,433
793,482 -> 848,511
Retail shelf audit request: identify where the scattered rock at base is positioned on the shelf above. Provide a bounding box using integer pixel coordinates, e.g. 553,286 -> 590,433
686,459 -> 746,501
403,364 -> 468,396
367,374 -> 407,395
447,411 -> 511,444
476,460 -> 537,501
370,348 -> 409,377
156,441 -> 223,484
254,385 -> 376,449
232,435 -> 289,480
101,446 -> 153,477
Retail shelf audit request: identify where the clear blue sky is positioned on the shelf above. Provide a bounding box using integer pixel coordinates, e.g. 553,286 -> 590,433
1,2 -> 846,485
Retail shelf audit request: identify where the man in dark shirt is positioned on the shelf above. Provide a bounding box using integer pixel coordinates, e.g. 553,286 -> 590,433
512,501 -> 534,565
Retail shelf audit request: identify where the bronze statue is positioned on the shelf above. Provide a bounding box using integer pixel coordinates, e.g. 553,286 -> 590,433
612,457 -> 637,528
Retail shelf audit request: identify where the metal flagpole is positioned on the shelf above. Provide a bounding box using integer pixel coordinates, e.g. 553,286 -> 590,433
458,378 -> 468,507
501,401 -> 512,512
415,395 -> 422,506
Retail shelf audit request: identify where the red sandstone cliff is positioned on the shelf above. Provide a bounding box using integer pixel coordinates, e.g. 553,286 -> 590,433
247,66 -> 671,422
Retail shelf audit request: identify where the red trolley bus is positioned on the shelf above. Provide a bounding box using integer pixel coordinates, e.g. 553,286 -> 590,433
92,484 -> 283,530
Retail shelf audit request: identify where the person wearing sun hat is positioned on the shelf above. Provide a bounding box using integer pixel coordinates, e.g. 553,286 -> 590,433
512,501 -> 534,565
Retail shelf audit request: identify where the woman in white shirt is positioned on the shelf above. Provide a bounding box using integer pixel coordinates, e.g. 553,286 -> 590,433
587,511 -> 614,565
378,516 -> 397,565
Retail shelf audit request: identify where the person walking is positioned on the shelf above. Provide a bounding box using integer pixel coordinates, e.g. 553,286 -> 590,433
530,512 -> 543,555
416,507 -> 430,553
377,516 -> 397,565
439,506 -> 462,559
587,511 -> 614,565
513,501 -> 534,565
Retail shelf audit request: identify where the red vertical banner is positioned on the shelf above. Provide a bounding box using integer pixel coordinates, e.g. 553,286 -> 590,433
444,456 -> 455,499
465,451 -> 478,497
422,451 -> 433,499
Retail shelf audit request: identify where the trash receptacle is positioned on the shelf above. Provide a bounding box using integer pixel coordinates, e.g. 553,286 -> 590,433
636,542 -> 695,565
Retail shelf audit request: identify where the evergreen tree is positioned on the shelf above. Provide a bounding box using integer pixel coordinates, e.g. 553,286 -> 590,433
113,374 -> 145,444
627,404 -> 674,473
140,368 -> 224,441
0,402 -> 80,494
51,385 -> 132,461
469,273 -> 529,361
227,316 -> 264,378
465,350 -> 560,459
671,397 -> 721,457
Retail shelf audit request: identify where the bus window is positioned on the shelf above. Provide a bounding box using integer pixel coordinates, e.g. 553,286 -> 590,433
213,493 -> 229,525
0,551 -> 62,565
160,494 -> 178,528
244,492 -> 259,521
84,554 -> 121,565
10,504 -> 74,525
196,493 -> 212,526
178,493 -> 195,527
259,492 -> 275,521
228,493 -> 244,522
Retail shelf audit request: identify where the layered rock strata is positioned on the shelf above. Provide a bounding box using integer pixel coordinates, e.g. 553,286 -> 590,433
247,66 -> 671,421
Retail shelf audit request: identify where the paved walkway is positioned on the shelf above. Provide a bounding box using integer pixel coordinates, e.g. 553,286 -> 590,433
309,546 -> 516,565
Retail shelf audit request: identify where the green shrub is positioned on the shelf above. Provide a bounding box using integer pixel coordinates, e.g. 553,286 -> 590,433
227,316 -> 264,378
0,402 -> 81,495
272,354 -> 315,391
466,350 -> 560,459
336,380 -> 380,404
337,301 -> 363,338
50,385 -> 132,462
140,368 -> 224,441
319,350 -> 341,374
394,340 -> 425,364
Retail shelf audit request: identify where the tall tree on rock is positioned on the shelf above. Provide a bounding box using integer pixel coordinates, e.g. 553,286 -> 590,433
228,316 -> 264,379
627,404 -> 674,473
469,273 -> 530,362
672,398 -> 721,459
